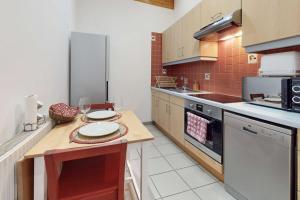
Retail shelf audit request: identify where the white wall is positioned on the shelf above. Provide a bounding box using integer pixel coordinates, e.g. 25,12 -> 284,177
73,0 -> 201,122
0,0 -> 73,145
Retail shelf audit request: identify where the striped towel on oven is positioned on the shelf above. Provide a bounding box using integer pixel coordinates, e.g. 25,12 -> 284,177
187,112 -> 209,144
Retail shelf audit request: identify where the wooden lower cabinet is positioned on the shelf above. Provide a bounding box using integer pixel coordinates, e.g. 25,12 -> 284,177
152,90 -> 224,180
169,103 -> 184,144
157,98 -> 170,133
151,95 -> 158,123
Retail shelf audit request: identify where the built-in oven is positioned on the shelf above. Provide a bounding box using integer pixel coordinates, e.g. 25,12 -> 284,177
184,99 -> 223,163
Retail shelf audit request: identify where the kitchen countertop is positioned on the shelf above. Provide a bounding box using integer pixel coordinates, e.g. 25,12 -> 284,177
152,87 -> 300,128
223,102 -> 300,128
152,87 -> 227,108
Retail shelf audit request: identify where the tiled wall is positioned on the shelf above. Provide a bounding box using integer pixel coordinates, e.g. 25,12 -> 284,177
151,32 -> 163,86
167,36 -> 260,97
151,31 -> 260,97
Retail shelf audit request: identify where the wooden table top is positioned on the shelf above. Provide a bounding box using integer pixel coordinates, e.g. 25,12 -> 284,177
24,111 -> 154,158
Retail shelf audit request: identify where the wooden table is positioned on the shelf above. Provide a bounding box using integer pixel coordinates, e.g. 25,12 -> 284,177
24,111 -> 154,200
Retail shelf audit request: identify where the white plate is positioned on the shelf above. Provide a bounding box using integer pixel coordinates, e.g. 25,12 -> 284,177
87,110 -> 117,120
78,122 -> 120,137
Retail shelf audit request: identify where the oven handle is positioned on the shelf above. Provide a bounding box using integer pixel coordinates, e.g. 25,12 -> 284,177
186,109 -> 216,124
208,119 -> 216,125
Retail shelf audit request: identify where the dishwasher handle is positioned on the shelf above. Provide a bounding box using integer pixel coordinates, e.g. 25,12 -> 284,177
242,126 -> 258,135
242,125 -> 258,135
242,125 -> 273,138
225,113 -> 293,148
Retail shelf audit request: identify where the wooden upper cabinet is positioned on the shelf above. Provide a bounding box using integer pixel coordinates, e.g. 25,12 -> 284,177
162,29 -> 169,63
182,3 -> 202,59
200,0 -> 241,29
172,20 -> 183,62
200,0 -> 219,29
242,0 -> 300,47
162,2 -> 219,64
221,0 -> 241,17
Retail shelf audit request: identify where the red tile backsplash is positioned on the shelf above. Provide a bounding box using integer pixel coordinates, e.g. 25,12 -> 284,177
151,31 -> 300,97
151,32 -> 163,86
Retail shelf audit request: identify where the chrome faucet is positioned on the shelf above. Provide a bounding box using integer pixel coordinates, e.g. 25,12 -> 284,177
181,76 -> 189,90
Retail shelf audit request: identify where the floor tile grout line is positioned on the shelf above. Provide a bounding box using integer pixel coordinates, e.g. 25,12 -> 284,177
192,181 -> 220,191
149,174 -> 162,199
152,154 -> 195,199
192,189 -> 204,200
174,169 -> 193,190
192,182 -> 223,200
163,152 -> 197,173
149,168 -> 174,177
164,154 -> 198,169
156,146 -> 183,157
151,141 -> 165,157
146,125 -> 230,200
156,188 -> 193,199
174,164 -> 219,191
127,158 -> 174,177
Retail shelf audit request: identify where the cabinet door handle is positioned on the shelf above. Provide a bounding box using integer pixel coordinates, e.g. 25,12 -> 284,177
211,12 -> 223,22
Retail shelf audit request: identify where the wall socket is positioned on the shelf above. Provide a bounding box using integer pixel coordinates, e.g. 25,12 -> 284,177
151,35 -> 156,41
248,54 -> 258,64
205,73 -> 211,80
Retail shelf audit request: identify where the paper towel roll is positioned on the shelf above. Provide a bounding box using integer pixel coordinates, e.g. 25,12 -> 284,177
24,94 -> 38,129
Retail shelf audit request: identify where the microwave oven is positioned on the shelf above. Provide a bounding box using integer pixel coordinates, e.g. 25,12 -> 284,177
242,77 -> 300,113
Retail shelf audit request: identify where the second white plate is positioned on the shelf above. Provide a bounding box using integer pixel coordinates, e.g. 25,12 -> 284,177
87,110 -> 117,120
78,122 -> 120,137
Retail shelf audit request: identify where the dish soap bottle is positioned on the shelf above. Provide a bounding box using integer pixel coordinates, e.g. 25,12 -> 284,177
192,80 -> 200,91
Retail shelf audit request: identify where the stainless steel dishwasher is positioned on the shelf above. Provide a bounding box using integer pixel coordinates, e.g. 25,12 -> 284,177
224,112 -> 296,200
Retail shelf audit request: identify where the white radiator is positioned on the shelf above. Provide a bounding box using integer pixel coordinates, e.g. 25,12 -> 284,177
0,121 -> 53,200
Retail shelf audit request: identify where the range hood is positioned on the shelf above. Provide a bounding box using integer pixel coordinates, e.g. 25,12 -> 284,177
194,9 -> 242,40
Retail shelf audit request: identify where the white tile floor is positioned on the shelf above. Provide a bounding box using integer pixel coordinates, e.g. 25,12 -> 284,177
126,124 -> 237,200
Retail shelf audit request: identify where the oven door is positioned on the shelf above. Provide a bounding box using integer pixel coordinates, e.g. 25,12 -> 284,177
184,107 -> 223,163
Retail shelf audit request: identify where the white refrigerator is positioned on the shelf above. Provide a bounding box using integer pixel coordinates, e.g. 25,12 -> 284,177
70,32 -> 109,106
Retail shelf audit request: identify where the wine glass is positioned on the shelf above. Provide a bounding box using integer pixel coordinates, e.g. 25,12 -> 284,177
78,97 -> 91,120
112,96 -> 124,112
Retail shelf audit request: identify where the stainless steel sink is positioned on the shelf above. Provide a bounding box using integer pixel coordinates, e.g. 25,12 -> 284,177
166,88 -> 202,94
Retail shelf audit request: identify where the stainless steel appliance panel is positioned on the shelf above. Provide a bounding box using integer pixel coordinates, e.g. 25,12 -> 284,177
242,77 -> 284,102
185,100 -> 222,121
224,112 -> 295,200
242,76 -> 294,110
184,99 -> 223,163
292,78 -> 300,111
70,32 -> 108,106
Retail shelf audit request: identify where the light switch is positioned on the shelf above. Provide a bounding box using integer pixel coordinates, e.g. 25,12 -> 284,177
152,35 -> 156,41
205,73 -> 210,80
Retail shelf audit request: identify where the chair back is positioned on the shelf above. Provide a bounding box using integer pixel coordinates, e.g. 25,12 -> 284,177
90,103 -> 115,111
44,140 -> 127,200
